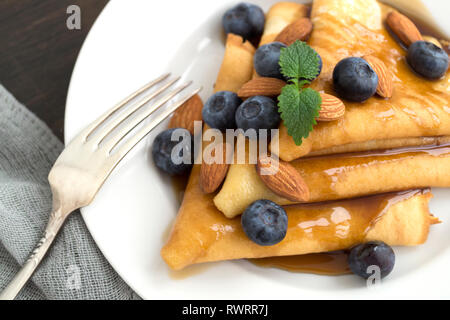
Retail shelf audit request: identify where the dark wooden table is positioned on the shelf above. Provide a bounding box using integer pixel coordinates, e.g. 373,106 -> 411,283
0,0 -> 109,141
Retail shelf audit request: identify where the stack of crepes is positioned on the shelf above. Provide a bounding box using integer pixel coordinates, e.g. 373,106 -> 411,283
162,0 -> 449,271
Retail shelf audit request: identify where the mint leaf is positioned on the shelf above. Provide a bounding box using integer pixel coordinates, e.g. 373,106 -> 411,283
279,40 -> 320,81
277,40 -> 323,146
278,86 -> 321,146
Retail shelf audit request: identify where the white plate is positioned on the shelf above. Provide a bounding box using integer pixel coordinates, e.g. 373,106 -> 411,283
65,0 -> 450,299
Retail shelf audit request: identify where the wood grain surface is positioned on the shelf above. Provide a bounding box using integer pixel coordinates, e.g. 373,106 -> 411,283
0,0 -> 108,140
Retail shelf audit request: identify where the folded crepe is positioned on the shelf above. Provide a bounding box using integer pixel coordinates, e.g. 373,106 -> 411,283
214,33 -> 255,93
272,0 -> 450,161
215,143 -> 450,218
161,0 -> 440,270
162,166 -> 436,270
308,136 -> 450,157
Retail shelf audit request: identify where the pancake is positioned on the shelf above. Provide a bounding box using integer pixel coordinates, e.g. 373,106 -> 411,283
162,167 -> 436,270
214,33 -> 255,93
273,0 -> 450,161
161,2 -> 439,270
253,1 -> 450,161
215,143 -> 450,217
308,135 -> 450,157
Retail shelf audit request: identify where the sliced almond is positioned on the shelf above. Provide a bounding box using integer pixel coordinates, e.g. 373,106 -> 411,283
256,155 -> 310,202
238,77 -> 286,98
168,94 -> 203,135
275,17 -> 313,46
363,55 -> 394,98
422,35 -> 442,48
440,39 -> 450,55
317,93 -> 345,121
200,142 -> 233,194
386,11 -> 422,47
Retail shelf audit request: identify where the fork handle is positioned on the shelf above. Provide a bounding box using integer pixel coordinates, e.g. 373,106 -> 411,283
0,208 -> 68,300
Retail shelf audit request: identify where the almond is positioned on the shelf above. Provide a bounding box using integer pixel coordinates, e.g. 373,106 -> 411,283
317,93 -> 345,121
200,142 -> 233,194
238,77 -> 286,98
363,55 -> 394,98
168,94 -> 203,135
256,155 -> 310,202
422,35 -> 442,48
275,17 -> 313,46
440,39 -> 450,55
386,11 -> 422,47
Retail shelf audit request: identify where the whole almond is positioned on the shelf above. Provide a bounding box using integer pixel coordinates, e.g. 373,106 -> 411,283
317,93 -> 345,121
256,155 -> 310,202
168,94 -> 203,135
238,77 -> 286,98
363,55 -> 393,98
200,142 -> 233,194
386,11 -> 422,47
275,17 -> 313,46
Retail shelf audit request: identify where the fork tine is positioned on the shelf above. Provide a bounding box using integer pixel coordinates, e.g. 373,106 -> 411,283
81,73 -> 170,141
111,87 -> 202,161
91,76 -> 181,146
109,87 -> 202,166
102,81 -> 195,153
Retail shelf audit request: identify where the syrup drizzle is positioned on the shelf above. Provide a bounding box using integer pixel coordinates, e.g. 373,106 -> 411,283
249,189 -> 427,275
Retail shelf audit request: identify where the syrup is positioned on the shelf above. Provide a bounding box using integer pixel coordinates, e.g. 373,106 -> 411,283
249,189 -> 427,275
250,251 -> 351,275
168,1 -> 446,277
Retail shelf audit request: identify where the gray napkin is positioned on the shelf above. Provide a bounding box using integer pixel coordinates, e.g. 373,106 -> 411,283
0,84 -> 140,300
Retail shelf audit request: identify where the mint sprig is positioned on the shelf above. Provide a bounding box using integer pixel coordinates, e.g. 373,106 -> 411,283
277,41 -> 322,146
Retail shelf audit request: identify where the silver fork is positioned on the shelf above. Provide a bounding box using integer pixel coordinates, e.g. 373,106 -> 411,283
0,73 -> 201,300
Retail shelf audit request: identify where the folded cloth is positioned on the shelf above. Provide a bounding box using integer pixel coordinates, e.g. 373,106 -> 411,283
0,85 -> 139,300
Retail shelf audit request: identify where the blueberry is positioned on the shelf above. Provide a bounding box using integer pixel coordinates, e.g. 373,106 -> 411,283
254,42 -> 287,80
235,96 -> 281,135
202,91 -> 242,131
407,41 -> 449,79
241,199 -> 288,246
151,128 -> 193,175
222,2 -> 265,41
313,52 -> 323,80
333,57 -> 378,102
348,241 -> 395,279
